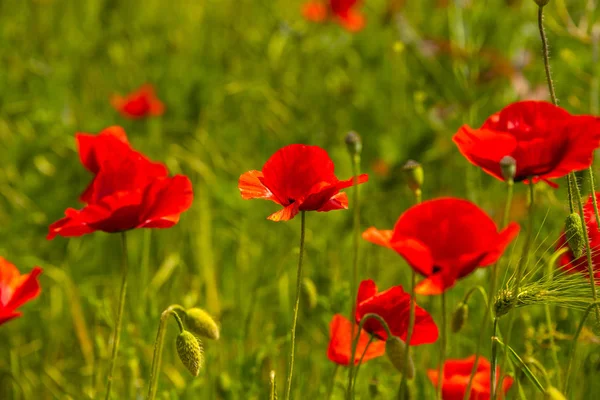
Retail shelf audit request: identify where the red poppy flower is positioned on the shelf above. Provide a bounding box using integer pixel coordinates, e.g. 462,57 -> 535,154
363,198 -> 519,295
327,314 -> 386,366
355,279 -> 439,343
427,355 -> 513,400
302,0 -> 365,32
0,258 -> 42,326
47,127 -> 193,239
453,101 -> 600,186
111,84 -> 165,119
238,144 -> 368,221
558,193 -> 600,283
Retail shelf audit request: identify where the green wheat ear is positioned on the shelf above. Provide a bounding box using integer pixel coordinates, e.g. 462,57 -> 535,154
385,336 -> 414,379
300,277 -> 318,311
565,213 -> 584,259
185,308 -> 220,340
176,331 -> 204,376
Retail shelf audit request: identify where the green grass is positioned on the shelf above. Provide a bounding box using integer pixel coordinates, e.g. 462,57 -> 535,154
1,0 -> 600,399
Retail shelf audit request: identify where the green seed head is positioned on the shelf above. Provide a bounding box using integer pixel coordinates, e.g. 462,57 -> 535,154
176,331 -> 204,376
451,302 -> 469,333
494,289 -> 515,318
345,131 -> 363,157
499,155 -> 517,182
385,336 -> 415,379
565,213 -> 584,259
402,160 -> 424,194
301,277 -> 318,311
185,308 -> 220,340
534,0 -> 550,6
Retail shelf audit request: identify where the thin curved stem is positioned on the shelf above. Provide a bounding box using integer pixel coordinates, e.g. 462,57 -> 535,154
490,318 -> 500,398
588,168 -> 600,231
105,232 -> 130,400
351,336 -> 375,391
538,6 -> 558,105
146,305 -> 186,400
284,211 -> 307,400
543,250 -> 562,389
326,365 -> 339,400
436,293 -> 447,400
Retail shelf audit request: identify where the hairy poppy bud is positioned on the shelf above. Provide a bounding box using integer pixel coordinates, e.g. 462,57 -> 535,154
176,331 -> 204,376
565,213 -> 584,258
535,0 -> 550,6
301,277 -> 318,311
185,308 -> 220,340
402,160 -> 424,194
500,156 -> 517,182
385,336 -> 415,379
544,386 -> 567,400
345,131 -> 363,157
451,302 -> 469,333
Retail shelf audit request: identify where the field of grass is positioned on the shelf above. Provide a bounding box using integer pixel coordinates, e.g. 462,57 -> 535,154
1,0 -> 600,399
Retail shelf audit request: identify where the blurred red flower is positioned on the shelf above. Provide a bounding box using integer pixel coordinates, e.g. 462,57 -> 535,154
363,198 -> 519,295
327,314 -> 386,366
238,144 -> 368,221
111,84 -> 165,119
427,355 -> 513,400
355,279 -> 438,343
453,101 -> 600,187
47,127 -> 193,239
302,0 -> 365,32
0,258 -> 42,326
558,193 -> 600,283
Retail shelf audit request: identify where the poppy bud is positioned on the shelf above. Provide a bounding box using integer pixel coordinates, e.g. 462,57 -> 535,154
301,277 -> 318,311
185,308 -> 220,340
176,331 -> 204,376
534,0 -> 550,6
402,160 -> 424,194
451,302 -> 469,333
500,155 -> 517,182
544,386 -> 567,400
345,131 -> 363,157
385,336 -> 415,379
565,213 -> 584,258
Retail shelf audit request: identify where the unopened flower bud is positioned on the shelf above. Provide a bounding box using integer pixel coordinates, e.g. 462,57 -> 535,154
385,336 -> 415,379
534,0 -> 550,6
402,160 -> 424,194
345,131 -> 362,157
176,331 -> 204,376
451,302 -> 469,333
565,213 -> 584,259
301,277 -> 318,311
185,308 -> 220,340
544,386 -> 567,400
500,156 -> 517,182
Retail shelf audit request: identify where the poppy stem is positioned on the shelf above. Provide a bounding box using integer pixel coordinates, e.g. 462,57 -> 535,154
564,301 -> 600,395
270,370 -> 278,400
587,168 -> 600,232
105,232 -> 130,400
326,365 -> 339,400
284,211 -> 307,400
543,252 -> 562,390
436,293 -> 447,400
348,151 -> 361,382
489,317 -> 500,398
537,5 -> 558,106
347,313 -> 392,400
351,335 -> 375,390
146,305 -> 187,400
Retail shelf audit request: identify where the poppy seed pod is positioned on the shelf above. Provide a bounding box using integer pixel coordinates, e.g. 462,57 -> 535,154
402,160 -> 424,193
176,331 -> 204,376
499,155 -> 517,182
185,308 -> 220,340
451,302 -> 469,333
544,386 -> 567,400
345,131 -> 363,157
565,213 -> 585,259
385,336 -> 415,379
535,0 -> 550,6
301,277 -> 318,311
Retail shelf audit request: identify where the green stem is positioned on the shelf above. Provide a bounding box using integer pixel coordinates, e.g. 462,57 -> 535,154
326,365 -> 339,400
351,336 -> 375,391
436,293 -> 447,400
284,211 -> 307,400
588,168 -> 600,231
564,301 -> 600,395
538,6 -> 558,105
146,305 -> 186,400
270,370 -> 278,400
105,232 -> 130,400
490,317 -> 500,398
543,250 -> 562,389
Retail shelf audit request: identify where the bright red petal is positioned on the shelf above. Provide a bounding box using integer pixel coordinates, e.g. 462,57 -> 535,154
5,267 -> 42,310
362,227 -> 394,248
302,2 -> 327,21
267,203 -> 300,222
327,314 -> 385,366
138,175 -> 194,229
337,9 -> 365,32
239,170 -> 278,203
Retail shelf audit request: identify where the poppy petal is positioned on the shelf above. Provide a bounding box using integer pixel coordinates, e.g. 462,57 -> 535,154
5,267 -> 42,310
356,279 -> 377,305
138,175 -> 194,228
317,192 -> 348,212
479,222 -> 520,266
239,170 -> 277,202
389,237 -> 435,276
327,314 -> 386,366
267,203 -> 300,222
362,227 -> 393,248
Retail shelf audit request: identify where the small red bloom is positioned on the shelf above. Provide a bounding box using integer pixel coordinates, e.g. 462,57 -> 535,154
427,355 -> 513,400
355,279 -> 438,343
111,84 -> 165,119
363,198 -> 519,295
558,193 -> 600,283
327,314 -> 386,366
302,0 -> 365,32
0,258 -> 42,326
238,144 -> 368,221
453,101 -> 600,186
48,127 -> 193,239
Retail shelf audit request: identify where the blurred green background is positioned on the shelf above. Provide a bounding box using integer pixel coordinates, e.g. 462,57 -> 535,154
1,0 -> 599,399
